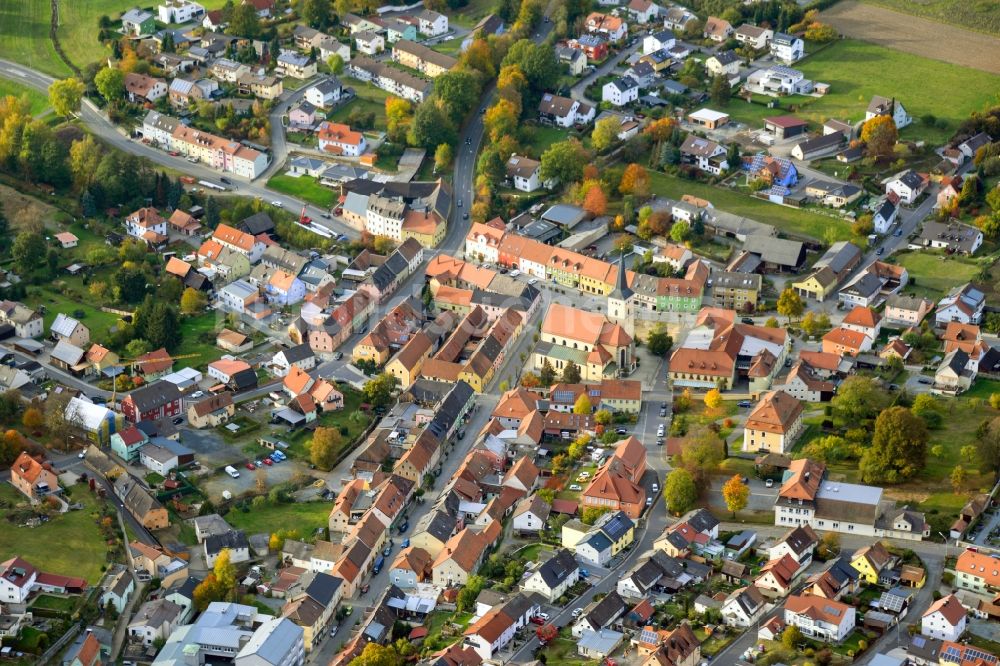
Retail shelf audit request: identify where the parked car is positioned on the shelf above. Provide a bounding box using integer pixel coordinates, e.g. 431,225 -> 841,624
572,608 -> 584,618
262,458 -> 273,466
765,478 -> 774,488
737,400 -> 753,408
569,484 -> 582,491
246,462 -> 256,470
333,351 -> 344,361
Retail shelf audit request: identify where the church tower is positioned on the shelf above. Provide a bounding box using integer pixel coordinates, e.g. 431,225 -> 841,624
607,251 -> 634,338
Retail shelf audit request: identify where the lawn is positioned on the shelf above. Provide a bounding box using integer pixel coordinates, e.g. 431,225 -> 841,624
431,36 -> 465,56
522,125 -> 572,160
224,500 -> 333,539
266,174 -> 336,209
0,79 -> 49,115
286,387 -> 371,462
0,483 -> 111,584
174,311 -> 226,369
540,637 -> 593,666
894,250 -> 986,298
331,82 -> 390,127
0,0 -> 70,77
30,593 -> 79,613
724,40 -> 1000,144
857,0 -> 1000,36
647,171 -> 850,243
448,0 -> 498,28
26,284 -> 126,344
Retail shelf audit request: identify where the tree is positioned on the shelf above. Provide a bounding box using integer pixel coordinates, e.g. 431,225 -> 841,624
573,394 -> 592,415
664,468 -> 697,515
619,163 -> 650,198
776,287 -> 804,322
501,39 -> 559,97
363,373 -> 399,408
782,626 -> 804,651
180,287 -> 207,314
581,506 -> 611,525
326,53 -> 344,75
670,220 -> 691,243
94,67 -> 125,104
385,97 -> 413,142
125,338 -> 151,358
433,70 -> 483,123
434,143 -> 453,171
721,474 -> 749,517
709,75 -> 731,106
11,231 -> 45,274
540,139 -> 589,184
594,409 -> 612,425
455,575 -> 486,612
860,114 -> 898,158
539,359 -> 556,385
22,407 -> 43,430
851,213 -> 874,238
832,376 -> 888,422
142,302 -> 181,350
310,426 -> 343,471
592,117 -> 620,152
647,323 -> 672,357
193,574 -> 225,611
674,427 -> 724,483
804,21 -> 837,41
561,361 -> 581,384
583,184 -> 608,216
951,465 -> 967,494
48,78 -> 85,117
348,642 -> 401,666
213,548 -> 237,600
483,98 -> 519,143
911,394 -> 942,428
860,406 -> 928,483
407,101 -> 456,150
978,417 -> 1000,482
302,0 -> 332,28
644,117 -> 676,143
704,389 -> 723,410
228,3 -> 260,37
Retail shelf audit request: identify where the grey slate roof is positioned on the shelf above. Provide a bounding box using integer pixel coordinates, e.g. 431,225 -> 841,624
535,549 -> 579,588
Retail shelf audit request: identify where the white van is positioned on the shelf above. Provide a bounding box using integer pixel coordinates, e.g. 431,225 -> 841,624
224,466 -> 240,478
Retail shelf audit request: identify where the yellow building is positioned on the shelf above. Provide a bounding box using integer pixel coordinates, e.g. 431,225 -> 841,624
850,542 -> 895,585
391,40 -> 457,78
742,390 -> 805,454
402,210 -> 447,248
384,333 -> 433,388
561,519 -> 591,549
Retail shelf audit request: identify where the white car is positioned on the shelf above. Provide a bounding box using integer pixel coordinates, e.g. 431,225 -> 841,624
528,278 -> 538,285
190,391 -> 204,399
510,269 -> 521,277
652,483 -> 659,492
579,471 -> 591,479
571,608 -> 584,618
765,478 -> 774,488
271,201 -> 283,208
537,612 -> 550,621
569,484 -> 582,491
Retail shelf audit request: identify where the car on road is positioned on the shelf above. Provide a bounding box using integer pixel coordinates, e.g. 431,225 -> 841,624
463,212 -> 469,220
894,228 -> 903,236
660,402 -> 667,409
172,417 -> 184,425
918,376 -> 933,384
652,482 -> 659,492
876,247 -> 884,256
321,212 -> 331,219
457,199 -> 462,207
333,351 -> 344,361
765,478 -> 774,488
262,458 -> 273,465
383,544 -> 392,557
571,608 -> 584,618
657,426 -> 665,437
246,462 -> 256,470
190,391 -> 204,399
615,427 -> 628,435
737,400 -> 753,408
465,137 -> 471,144
656,438 -> 663,446
528,278 -> 538,285
530,616 -> 546,625
537,612 -> 550,621
78,450 -> 86,459
741,317 -> 754,324
569,484 -> 582,491
220,177 -> 231,184
271,201 -> 283,208
741,476 -> 749,484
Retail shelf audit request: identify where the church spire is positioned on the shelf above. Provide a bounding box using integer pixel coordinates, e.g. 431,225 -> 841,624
608,250 -> 633,301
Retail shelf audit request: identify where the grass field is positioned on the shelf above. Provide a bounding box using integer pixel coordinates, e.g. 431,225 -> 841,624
286,388 -> 370,462
648,171 -> 851,242
449,0 -> 498,28
0,483 -> 110,584
267,174 -> 337,209
894,250 -> 987,298
224,500 -> 333,539
431,36 -> 465,56
28,285 -> 125,343
857,0 -> 1000,38
0,0 -> 70,77
174,312 -> 226,369
723,40 -> 1000,144
331,82 -> 390,127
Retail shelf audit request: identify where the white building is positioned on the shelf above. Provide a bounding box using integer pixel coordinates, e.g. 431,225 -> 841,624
521,549 -> 578,602
602,77 -> 639,107
921,594 -> 967,642
936,283 -> 986,326
770,32 -> 804,64
642,30 -> 674,55
866,96 -> 911,129
304,78 -> 342,109
722,586 -> 767,627
416,9 -> 449,36
885,170 -> 928,205
506,155 -> 546,192
204,531 -> 251,568
784,595 -> 855,642
157,0 -> 205,24
872,199 -> 898,235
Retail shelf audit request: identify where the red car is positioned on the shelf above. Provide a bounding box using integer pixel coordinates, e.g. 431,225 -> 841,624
300,216 -> 311,225
246,462 -> 256,470
530,616 -> 545,626
262,458 -> 273,466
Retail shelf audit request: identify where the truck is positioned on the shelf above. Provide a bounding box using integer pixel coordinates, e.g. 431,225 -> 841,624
199,180 -> 227,192
372,554 -> 384,574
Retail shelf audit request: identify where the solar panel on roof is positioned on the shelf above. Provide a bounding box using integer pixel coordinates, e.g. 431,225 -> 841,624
639,628 -> 658,644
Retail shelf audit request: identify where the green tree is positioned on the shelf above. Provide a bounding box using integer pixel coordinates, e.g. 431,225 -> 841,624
347,642 -> 401,666
327,53 -> 344,75
94,67 -> 125,104
978,417 -> 1000,482
911,394 -> 942,428
11,231 -> 45,274
776,287 -> 804,322
407,101 -> 456,150
674,426 -> 724,483
48,78 -> 85,117
142,302 -> 182,350
228,3 -> 260,37
951,465 -> 967,494
581,506 -> 611,525
709,75 -> 731,106
594,409 -> 612,425
647,323 -> 672,357
539,359 -> 556,385
435,70 -> 483,123
664,468 -> 697,515
670,220 -> 691,243
561,361 -> 581,384
434,143 -> 453,171
832,376 -> 888,422
860,406 -> 928,483
540,139 -> 589,184
455,575 -> 486,612
302,0 -> 332,28
310,426 -> 343,471
363,373 -> 399,408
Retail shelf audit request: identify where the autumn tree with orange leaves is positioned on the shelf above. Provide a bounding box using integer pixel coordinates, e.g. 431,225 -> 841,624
722,474 -> 750,517
619,163 -> 651,198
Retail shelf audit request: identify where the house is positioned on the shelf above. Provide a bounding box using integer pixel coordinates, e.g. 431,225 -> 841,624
770,32 -> 804,63
124,72 -> 168,103
886,170 -> 928,204
958,131 -> 992,159
783,595 -> 855,642
392,40 -> 457,77
51,313 -> 90,347
121,8 -> 156,36
538,93 -> 595,128
806,558 -> 860,600
842,306 -> 882,340
885,294 -> 934,328
679,135 -> 729,175
743,153 -> 798,188
792,241 -> 862,301
866,96 -> 911,129
216,329 -> 252,353
128,598 -> 185,645
305,78 -> 342,109
756,554 -> 801,598
271,344 -> 317,377
354,30 -> 385,54
66,398 -> 119,445
954,549 -> 1000,593
872,198 -> 898,234
187,392 -> 235,428
936,283 -> 985,326
706,51 -> 741,78
921,594 -> 967,642
463,593 -> 541,660
512,495 -> 550,534
557,46 -> 587,75
121,380 -> 182,423
742,390 -> 804,454
769,524 -> 819,566
851,542 -> 897,585
125,207 -> 167,241
110,426 -> 148,461
573,591 -> 627,637
506,155 -> 547,192
764,115 -> 808,140
276,51 -> 317,79
687,108 -> 730,130
533,303 -> 634,383
627,0 -> 659,23
703,16 -> 733,42
735,24 -> 773,50
935,349 -> 976,394
603,77 -> 639,106
10,451 -> 59,500
585,12 -> 628,42
950,494 -> 990,540
431,524 -> 499,587
805,180 -> 862,208
522,549 -> 579,602
415,8 -> 448,36
790,132 -> 843,160
204,530 -> 250,567
722,586 -> 767,627
0,301 -> 43,338
774,360 -> 835,403
915,220 -> 983,255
